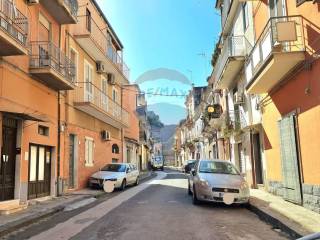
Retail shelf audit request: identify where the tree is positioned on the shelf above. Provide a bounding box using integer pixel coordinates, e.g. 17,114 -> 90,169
147,111 -> 164,128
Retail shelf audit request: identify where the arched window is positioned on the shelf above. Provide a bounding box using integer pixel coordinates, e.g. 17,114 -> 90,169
112,144 -> 119,154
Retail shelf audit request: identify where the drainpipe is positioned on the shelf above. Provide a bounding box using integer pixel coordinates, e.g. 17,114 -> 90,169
57,91 -> 61,197
56,25 -> 62,197
121,85 -> 124,163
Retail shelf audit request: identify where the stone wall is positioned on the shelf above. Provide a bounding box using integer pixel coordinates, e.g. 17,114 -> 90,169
302,184 -> 320,213
268,181 -> 284,197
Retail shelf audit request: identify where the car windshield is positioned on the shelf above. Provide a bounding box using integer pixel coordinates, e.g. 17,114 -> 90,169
101,164 -> 126,172
199,161 -> 239,175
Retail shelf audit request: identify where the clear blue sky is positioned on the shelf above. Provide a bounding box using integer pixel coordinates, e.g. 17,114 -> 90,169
96,0 -> 221,125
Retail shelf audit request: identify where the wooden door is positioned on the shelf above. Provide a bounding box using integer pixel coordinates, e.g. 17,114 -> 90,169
28,145 -> 51,200
0,117 -> 17,201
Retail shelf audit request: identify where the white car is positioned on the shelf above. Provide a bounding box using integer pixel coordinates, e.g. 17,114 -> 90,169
89,163 -> 140,190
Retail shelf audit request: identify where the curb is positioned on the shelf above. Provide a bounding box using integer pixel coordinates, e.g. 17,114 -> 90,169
248,197 -> 311,239
0,172 -> 157,238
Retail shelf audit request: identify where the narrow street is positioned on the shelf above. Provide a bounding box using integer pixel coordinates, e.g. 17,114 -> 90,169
3,170 -> 289,240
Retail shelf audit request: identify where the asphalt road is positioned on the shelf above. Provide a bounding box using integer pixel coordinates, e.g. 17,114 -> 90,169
3,171 -> 290,240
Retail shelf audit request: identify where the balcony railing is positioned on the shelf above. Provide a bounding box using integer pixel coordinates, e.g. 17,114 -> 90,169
214,36 -> 251,85
0,0 -> 28,50
74,82 -> 129,126
40,0 -> 78,24
245,15 -> 305,84
63,0 -> 78,20
29,41 -> 76,83
75,15 -> 130,79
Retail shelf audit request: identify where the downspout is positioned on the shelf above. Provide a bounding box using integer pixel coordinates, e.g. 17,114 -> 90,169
57,25 -> 62,197
121,85 -> 124,163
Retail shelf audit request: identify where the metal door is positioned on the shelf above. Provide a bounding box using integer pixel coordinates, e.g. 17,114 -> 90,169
0,117 -> 17,201
28,145 -> 51,200
278,115 -> 302,204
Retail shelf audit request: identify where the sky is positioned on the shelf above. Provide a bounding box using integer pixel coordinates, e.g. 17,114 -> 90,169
96,0 -> 221,125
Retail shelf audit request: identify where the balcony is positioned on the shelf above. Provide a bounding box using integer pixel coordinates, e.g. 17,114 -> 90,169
74,82 -> 129,129
221,0 -> 240,36
40,0 -> 78,24
246,16 -> 305,94
29,41 -> 75,90
0,0 -> 28,56
214,36 -> 251,89
74,15 -> 130,80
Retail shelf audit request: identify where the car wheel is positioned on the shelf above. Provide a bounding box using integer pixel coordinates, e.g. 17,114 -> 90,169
120,179 -> 126,191
135,177 -> 139,186
192,185 -> 200,205
188,182 -> 192,195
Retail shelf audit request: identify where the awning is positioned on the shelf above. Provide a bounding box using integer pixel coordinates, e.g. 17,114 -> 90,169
1,111 -> 50,122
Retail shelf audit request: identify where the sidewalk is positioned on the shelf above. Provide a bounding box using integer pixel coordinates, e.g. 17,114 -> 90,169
249,189 -> 320,238
0,171 -> 155,237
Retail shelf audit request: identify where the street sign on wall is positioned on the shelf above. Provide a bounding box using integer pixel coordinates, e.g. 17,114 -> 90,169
207,104 -> 223,119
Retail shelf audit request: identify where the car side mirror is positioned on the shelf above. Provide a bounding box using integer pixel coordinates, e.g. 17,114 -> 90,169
126,168 -> 130,173
191,169 -> 196,176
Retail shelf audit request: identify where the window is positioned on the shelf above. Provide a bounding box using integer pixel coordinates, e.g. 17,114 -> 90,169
84,61 -> 93,101
242,3 -> 249,31
70,48 -> 78,84
112,144 -> 120,154
101,78 -> 108,110
112,88 -> 118,102
38,125 -> 49,136
85,137 -> 94,166
86,8 -> 91,32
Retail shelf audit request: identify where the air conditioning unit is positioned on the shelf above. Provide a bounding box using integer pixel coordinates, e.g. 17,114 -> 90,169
234,92 -> 244,105
27,0 -> 39,5
96,61 -> 107,74
101,130 -> 111,141
107,73 -> 116,85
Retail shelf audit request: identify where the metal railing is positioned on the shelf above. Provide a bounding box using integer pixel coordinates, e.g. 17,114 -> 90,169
29,41 -> 76,83
63,0 -> 78,20
245,15 -> 305,83
0,0 -> 28,46
213,35 -> 252,83
74,82 -> 129,126
75,15 -> 130,80
228,109 -> 248,131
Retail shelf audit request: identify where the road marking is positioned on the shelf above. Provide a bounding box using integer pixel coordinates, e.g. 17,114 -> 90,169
29,172 -> 167,240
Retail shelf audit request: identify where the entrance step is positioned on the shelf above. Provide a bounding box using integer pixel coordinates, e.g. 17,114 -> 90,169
0,200 -> 27,215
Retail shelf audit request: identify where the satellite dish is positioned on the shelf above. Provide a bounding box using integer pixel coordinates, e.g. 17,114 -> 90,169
103,181 -> 115,193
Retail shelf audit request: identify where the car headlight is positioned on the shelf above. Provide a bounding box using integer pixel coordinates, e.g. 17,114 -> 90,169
199,179 -> 209,187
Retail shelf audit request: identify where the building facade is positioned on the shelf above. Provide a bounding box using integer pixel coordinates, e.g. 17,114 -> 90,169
0,0 -> 139,209
0,0 -> 78,203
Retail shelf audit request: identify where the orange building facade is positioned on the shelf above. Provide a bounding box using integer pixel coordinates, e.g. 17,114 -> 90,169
246,0 -> 320,212
123,85 -> 140,168
0,0 -> 131,206
0,0 -> 78,203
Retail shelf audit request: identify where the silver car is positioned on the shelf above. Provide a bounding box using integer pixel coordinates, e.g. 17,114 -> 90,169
89,163 -> 140,190
188,160 -> 250,205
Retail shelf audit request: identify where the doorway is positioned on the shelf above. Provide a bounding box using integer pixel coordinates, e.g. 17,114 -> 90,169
252,133 -> 264,185
0,117 -> 17,201
68,135 -> 76,189
278,115 -> 302,204
28,144 -> 51,200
